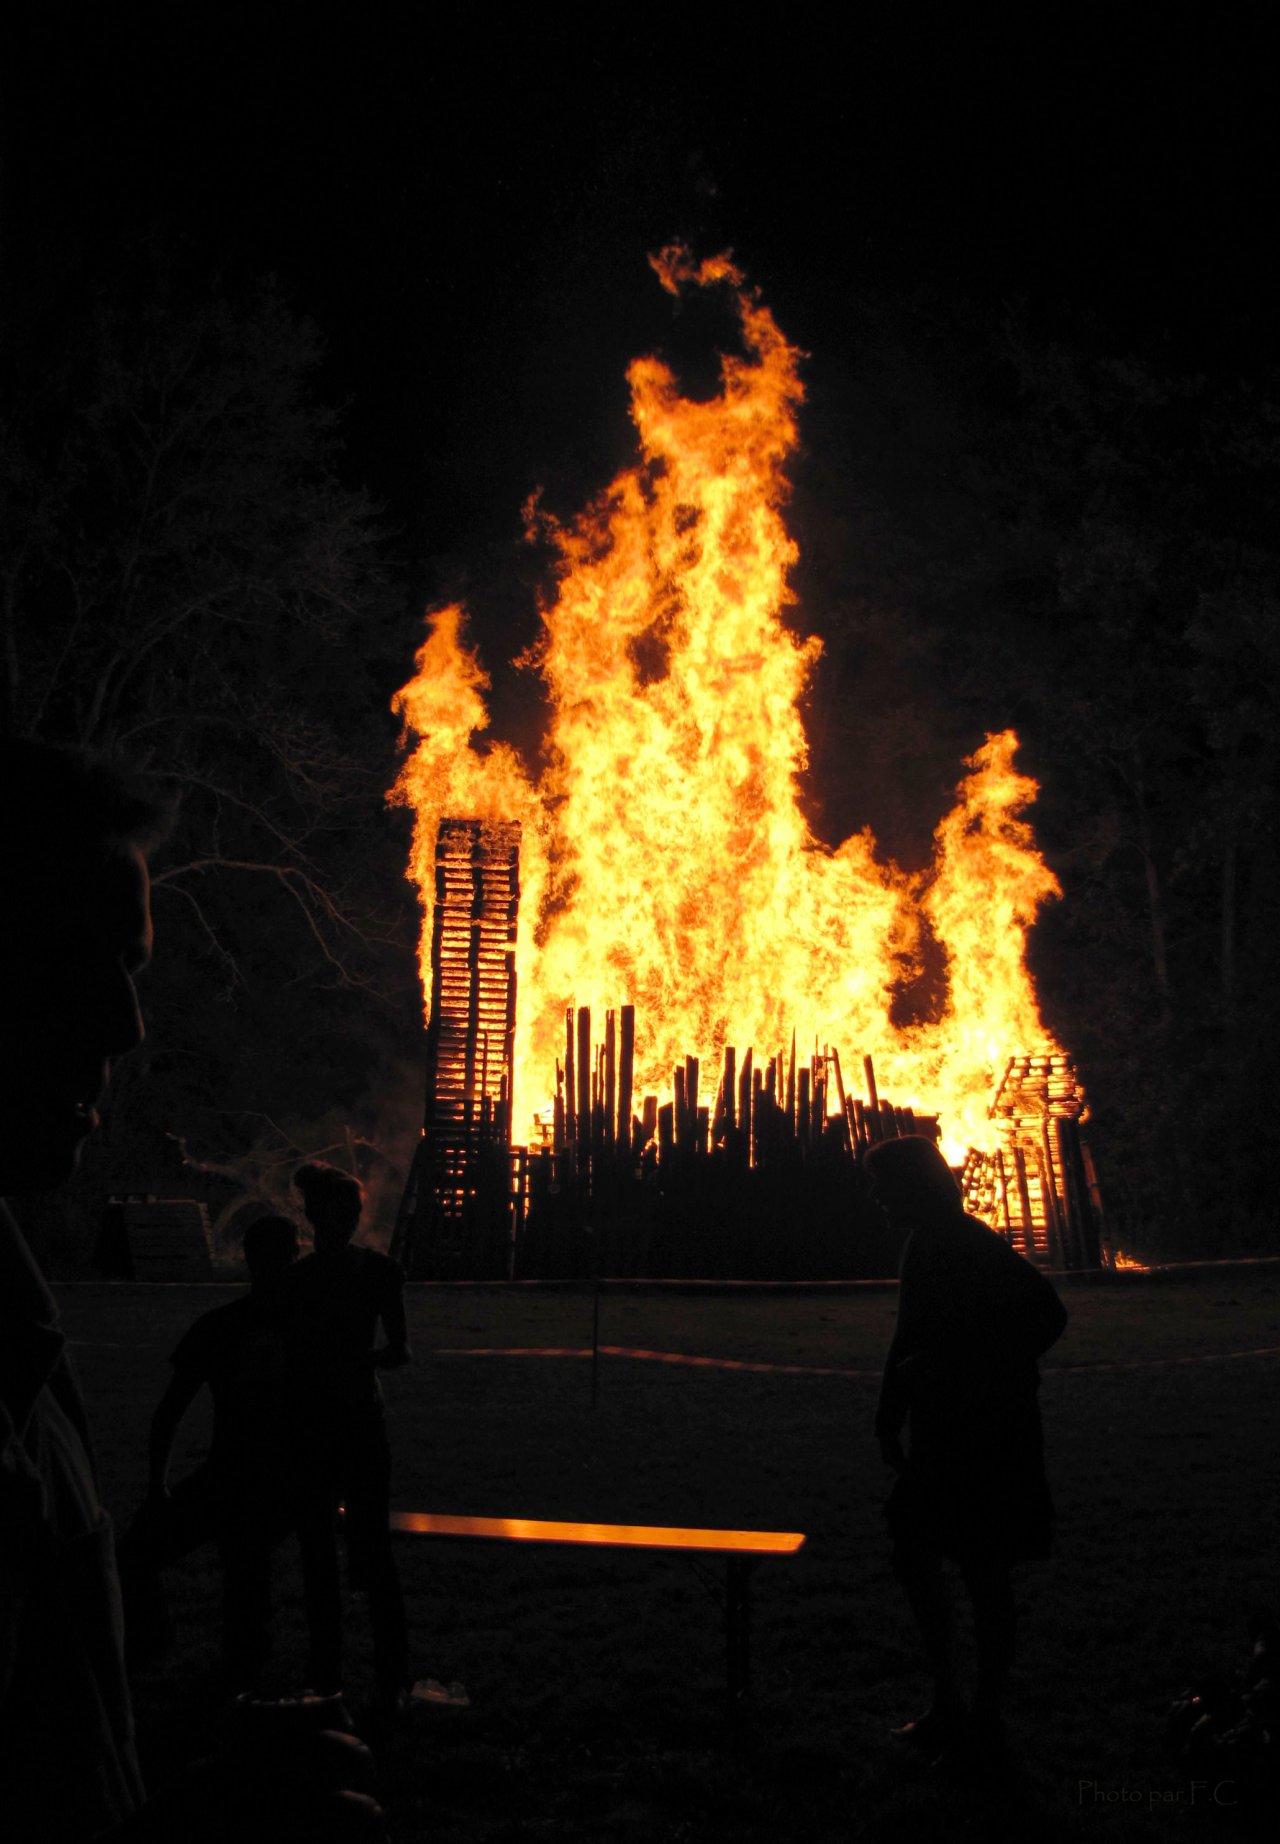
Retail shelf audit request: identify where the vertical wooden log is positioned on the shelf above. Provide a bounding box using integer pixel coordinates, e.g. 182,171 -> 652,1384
723,1046 -> 737,1135
1058,1117 -> 1101,1269
1079,1137 -> 1111,1267
711,1075 -> 726,1145
564,1009 -> 577,1147
1053,1117 -> 1084,1269
604,1013 -> 616,1150
830,1048 -> 852,1154
592,1096 -> 606,1164
738,1048 -> 753,1166
695,1106 -> 709,1156
994,1147 -> 1012,1233
618,1005 -> 635,1154
593,1046 -> 605,1163
752,1068 -> 764,1167
1034,1140 -> 1065,1267
1075,1122 -> 1104,1268
1038,1120 -> 1067,1264
798,1067 -> 811,1153
863,1054 -> 879,1114
880,1099 -> 896,1139
787,1030 -> 797,1134
686,1056 -> 699,1139
657,1101 -> 674,1161
673,1066 -> 687,1146
641,1095 -> 658,1147
1012,1144 -> 1036,1257
510,1145 -> 527,1280
576,1007 -> 591,1156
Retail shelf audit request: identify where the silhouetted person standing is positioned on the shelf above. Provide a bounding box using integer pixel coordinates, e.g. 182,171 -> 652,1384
865,1135 -> 1067,1763
290,1162 -> 412,1716
120,1214 -> 343,1695
0,737 -> 383,1841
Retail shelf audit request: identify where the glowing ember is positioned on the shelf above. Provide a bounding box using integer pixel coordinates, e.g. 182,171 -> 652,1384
391,249 -> 1063,1160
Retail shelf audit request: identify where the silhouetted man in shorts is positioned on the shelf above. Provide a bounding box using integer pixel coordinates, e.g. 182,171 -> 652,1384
866,1134 -> 1067,1764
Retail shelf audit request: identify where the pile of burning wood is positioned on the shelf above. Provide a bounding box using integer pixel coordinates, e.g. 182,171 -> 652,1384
546,1004 -> 939,1173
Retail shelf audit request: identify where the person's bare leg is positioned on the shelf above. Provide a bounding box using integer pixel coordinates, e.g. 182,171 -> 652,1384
892,1541 -> 965,1743
961,1558 -> 1016,1732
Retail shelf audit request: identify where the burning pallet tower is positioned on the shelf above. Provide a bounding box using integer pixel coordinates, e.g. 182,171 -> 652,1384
392,819 -> 521,1278
960,1052 -> 1105,1269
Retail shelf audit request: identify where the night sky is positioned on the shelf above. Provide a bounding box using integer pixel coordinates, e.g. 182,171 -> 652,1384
5,7 -> 1274,811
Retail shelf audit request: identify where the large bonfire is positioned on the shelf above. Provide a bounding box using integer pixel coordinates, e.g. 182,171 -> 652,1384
391,248 -> 1061,1161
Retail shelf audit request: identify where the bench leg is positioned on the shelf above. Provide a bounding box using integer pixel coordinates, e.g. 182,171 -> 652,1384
725,1556 -> 753,1704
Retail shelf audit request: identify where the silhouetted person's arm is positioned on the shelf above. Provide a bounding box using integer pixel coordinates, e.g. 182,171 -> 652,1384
146,1369 -> 204,1498
369,1280 -> 410,1371
875,1348 -> 909,1471
875,1232 -> 929,1469
1022,1266 -> 1068,1359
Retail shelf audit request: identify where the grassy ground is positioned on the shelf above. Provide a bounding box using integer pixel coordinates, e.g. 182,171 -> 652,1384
58,1270 -> 1280,1842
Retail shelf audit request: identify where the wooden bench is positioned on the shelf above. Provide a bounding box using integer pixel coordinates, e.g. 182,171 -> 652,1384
388,1512 -> 806,1701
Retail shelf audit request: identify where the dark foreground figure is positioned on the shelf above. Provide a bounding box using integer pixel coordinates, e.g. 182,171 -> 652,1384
120,1214 -> 343,1695
0,737 -> 384,1841
866,1134 -> 1068,1763
290,1161 -> 413,1716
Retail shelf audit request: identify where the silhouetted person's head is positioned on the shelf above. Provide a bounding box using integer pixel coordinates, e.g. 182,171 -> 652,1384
863,1135 -> 965,1232
293,1161 -> 364,1260
1,737 -> 172,1193
242,1213 -> 300,1292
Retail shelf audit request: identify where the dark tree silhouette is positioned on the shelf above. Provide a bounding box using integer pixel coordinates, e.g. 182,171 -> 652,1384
1,270 -> 422,1261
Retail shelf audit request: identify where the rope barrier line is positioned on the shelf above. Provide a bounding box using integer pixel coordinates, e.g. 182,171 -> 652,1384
434,1345 -> 862,1375
432,1343 -> 1280,1376
1047,1344 -> 1280,1373
68,1336 -> 1280,1373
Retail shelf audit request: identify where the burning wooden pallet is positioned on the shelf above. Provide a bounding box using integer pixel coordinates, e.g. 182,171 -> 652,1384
960,1052 -> 1105,1269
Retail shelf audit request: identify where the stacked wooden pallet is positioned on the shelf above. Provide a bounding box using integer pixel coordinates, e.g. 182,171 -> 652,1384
423,817 -> 520,1158
960,1052 -> 1105,1269
393,820 -> 521,1276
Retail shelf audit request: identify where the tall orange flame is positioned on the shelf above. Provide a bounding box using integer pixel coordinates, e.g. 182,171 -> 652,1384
391,251 -> 1062,1160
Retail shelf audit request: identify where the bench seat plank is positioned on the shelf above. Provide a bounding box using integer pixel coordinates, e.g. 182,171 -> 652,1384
389,1511 -> 805,1557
